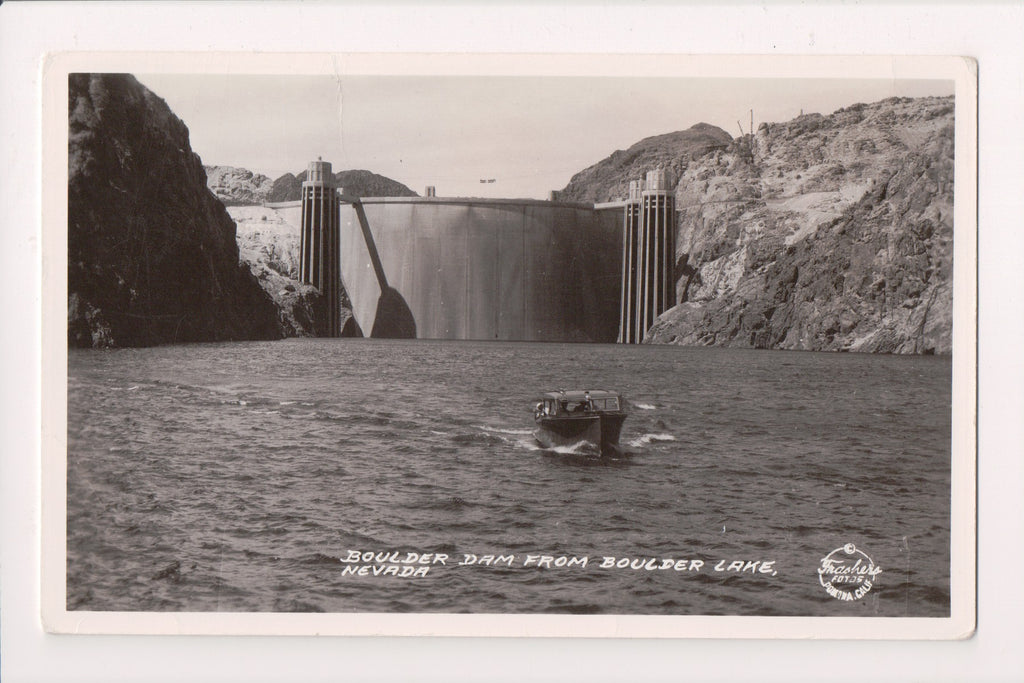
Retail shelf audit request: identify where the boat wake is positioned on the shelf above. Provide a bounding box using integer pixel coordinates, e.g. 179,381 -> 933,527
628,433 -> 676,448
474,426 -> 626,461
477,425 -> 535,436
633,403 -> 657,410
543,439 -> 602,456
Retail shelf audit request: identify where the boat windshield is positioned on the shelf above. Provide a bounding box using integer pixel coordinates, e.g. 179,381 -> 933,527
590,397 -> 620,411
539,395 -> 620,415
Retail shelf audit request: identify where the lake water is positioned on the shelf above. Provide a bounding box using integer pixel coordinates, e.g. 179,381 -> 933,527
66,339 -> 951,616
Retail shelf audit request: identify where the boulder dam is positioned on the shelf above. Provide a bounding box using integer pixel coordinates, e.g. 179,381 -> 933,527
268,160 -> 677,343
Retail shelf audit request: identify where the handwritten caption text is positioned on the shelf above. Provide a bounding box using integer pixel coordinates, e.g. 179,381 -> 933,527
338,550 -> 779,579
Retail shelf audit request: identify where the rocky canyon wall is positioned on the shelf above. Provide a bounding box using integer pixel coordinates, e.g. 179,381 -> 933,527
562,95 -> 954,353
68,73 -> 282,347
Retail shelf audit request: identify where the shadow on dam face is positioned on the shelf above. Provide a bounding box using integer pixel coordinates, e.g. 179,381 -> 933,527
370,286 -> 417,339
339,198 -> 624,342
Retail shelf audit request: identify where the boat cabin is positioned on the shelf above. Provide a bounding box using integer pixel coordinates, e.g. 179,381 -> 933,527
535,390 -> 622,418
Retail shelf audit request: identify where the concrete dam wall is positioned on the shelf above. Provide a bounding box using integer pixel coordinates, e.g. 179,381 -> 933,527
338,198 -> 624,342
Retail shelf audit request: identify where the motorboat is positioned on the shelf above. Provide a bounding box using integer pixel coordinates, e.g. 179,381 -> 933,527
533,390 -> 627,456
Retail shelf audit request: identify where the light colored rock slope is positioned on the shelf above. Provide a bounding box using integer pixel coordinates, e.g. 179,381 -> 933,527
228,205 -> 353,337
231,205 -> 302,279
204,165 -> 274,205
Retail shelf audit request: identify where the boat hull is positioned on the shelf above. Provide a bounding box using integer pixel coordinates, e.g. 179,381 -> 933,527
534,412 -> 627,456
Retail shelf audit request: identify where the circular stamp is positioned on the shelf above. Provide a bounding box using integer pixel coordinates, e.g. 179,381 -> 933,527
818,543 -> 882,601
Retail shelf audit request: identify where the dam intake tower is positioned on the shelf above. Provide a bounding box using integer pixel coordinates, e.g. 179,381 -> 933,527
619,169 -> 676,344
299,159 -> 343,337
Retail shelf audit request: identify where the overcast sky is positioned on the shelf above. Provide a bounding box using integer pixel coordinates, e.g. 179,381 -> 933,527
136,74 -> 954,200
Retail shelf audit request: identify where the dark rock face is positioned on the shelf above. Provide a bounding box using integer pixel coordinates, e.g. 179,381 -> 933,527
266,172 -> 302,204
564,98 -> 954,354
246,262 -> 334,338
560,123 -> 734,203
68,73 -> 282,347
265,168 -> 418,203
332,169 -> 418,199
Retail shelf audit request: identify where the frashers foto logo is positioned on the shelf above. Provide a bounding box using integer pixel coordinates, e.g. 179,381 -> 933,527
818,543 -> 882,601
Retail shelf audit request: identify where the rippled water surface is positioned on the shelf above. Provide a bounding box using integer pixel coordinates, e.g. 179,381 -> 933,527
67,339 -> 951,616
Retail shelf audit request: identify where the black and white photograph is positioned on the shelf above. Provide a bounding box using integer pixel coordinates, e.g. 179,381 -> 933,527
9,3 -> 1024,682
41,53 -> 976,638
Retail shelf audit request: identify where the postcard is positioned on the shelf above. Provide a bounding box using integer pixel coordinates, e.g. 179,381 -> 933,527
40,52 -> 976,639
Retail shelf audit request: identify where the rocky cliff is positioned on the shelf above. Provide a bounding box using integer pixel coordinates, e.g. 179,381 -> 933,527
228,205 -> 355,337
68,73 -> 283,347
266,168 -> 418,203
566,96 -> 954,354
561,123 -> 735,203
204,165 -> 275,205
